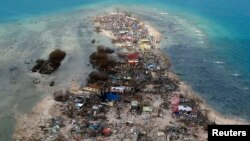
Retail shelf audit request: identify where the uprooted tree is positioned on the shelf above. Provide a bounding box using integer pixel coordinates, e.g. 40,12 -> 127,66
89,46 -> 116,69
31,49 -> 66,74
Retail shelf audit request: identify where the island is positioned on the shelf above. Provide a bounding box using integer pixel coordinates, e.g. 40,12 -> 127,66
13,11 -> 245,141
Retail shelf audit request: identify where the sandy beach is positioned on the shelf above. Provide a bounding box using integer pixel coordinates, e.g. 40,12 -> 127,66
13,96 -> 55,140
179,82 -> 248,124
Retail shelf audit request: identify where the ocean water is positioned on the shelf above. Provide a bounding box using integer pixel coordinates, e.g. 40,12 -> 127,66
0,0 -> 249,140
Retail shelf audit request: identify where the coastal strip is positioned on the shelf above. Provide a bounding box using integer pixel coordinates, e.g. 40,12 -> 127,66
13,11 -> 247,141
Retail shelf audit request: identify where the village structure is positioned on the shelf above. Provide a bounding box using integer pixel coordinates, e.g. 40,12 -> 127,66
13,11 -> 213,141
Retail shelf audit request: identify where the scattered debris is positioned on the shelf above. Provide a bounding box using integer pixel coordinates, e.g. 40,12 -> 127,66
91,39 -> 96,44
50,81 -> 55,87
33,78 -> 41,84
53,90 -> 69,102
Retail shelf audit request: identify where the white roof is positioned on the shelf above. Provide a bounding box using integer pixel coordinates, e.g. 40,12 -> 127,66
128,59 -> 139,63
119,30 -> 128,34
143,106 -> 153,112
111,86 -> 126,91
123,76 -> 132,80
178,105 -> 192,112
141,39 -> 150,42
75,103 -> 84,108
131,100 -> 139,106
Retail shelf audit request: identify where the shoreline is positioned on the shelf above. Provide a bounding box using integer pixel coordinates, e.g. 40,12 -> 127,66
153,43 -> 248,125
178,81 -> 248,125
98,12 -> 248,125
13,11 -> 248,140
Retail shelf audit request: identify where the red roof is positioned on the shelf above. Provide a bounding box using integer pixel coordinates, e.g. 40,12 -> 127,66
127,53 -> 139,60
102,128 -> 112,136
171,96 -> 180,106
171,95 -> 180,112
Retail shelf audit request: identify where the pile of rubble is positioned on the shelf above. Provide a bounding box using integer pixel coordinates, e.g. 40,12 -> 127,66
170,93 -> 209,127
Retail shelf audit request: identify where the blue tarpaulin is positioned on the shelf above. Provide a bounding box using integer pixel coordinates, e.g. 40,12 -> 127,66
147,64 -> 156,69
105,92 -> 120,101
89,123 -> 102,131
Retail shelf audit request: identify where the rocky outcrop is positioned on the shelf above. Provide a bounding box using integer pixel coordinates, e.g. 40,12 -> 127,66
31,49 -> 66,74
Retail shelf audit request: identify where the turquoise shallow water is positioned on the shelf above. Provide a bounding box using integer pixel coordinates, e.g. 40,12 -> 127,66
0,0 -> 249,140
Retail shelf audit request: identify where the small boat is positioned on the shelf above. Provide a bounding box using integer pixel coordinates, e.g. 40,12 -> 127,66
243,86 -> 248,90
160,12 -> 168,15
232,73 -> 241,77
214,61 -> 225,64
